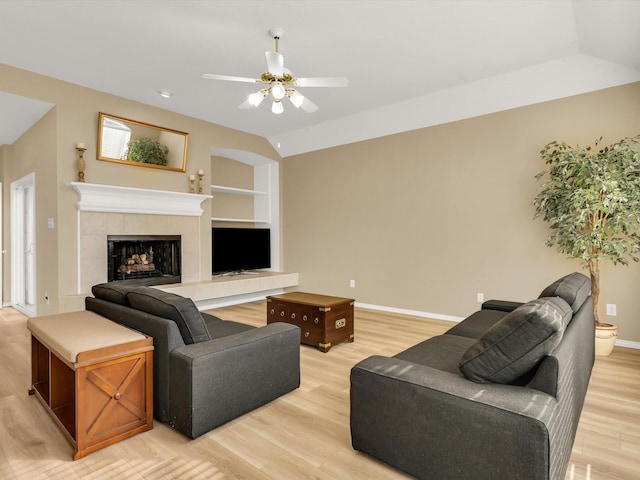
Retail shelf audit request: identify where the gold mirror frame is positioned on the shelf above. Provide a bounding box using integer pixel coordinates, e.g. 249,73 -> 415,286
97,112 -> 189,172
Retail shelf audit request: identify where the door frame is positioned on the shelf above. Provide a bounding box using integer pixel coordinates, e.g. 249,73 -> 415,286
11,173 -> 36,317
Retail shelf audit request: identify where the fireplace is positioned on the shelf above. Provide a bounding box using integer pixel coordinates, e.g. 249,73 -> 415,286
108,235 -> 181,286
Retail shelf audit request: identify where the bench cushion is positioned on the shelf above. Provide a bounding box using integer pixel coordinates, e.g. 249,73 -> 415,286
459,297 -> 572,384
27,310 -> 147,363
127,287 -> 211,344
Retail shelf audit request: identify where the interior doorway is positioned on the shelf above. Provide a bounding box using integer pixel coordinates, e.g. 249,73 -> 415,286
0,182 -> 2,307
11,173 -> 36,317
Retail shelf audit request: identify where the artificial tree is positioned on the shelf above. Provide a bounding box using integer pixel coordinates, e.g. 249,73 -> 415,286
533,135 -> 640,325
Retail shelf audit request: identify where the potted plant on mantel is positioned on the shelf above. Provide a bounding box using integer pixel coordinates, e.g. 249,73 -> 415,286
533,135 -> 640,356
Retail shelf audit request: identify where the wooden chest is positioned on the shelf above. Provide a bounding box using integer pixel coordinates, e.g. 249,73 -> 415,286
266,292 -> 355,352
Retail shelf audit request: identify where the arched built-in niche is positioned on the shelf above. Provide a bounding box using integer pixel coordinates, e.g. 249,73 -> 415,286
210,148 -> 280,272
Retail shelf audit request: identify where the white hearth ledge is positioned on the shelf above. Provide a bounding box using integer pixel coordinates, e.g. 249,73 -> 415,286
67,182 -> 212,216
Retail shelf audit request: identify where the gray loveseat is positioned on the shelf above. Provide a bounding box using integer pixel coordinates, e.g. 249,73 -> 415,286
350,272 -> 595,480
86,283 -> 300,439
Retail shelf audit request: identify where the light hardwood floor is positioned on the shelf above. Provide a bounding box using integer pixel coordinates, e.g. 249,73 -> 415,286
1,301 -> 638,479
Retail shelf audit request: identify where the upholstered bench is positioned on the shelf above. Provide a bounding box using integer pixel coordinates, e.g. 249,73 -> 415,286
28,310 -> 154,459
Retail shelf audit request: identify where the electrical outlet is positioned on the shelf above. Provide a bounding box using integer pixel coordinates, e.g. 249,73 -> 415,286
606,304 -> 617,316
477,293 -> 484,303
349,279 -> 356,288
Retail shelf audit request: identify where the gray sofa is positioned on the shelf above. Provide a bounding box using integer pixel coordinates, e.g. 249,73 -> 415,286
350,272 -> 595,480
86,283 -> 300,439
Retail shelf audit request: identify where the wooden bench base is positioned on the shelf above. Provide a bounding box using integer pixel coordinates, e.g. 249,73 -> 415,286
28,311 -> 153,460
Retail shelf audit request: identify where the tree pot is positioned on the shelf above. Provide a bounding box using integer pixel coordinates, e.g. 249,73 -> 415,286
595,322 -> 618,356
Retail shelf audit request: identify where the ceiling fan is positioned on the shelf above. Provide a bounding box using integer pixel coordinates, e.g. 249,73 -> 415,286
202,28 -> 348,114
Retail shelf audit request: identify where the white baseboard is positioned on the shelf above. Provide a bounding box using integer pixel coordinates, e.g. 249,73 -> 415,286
614,339 -> 640,350
355,301 -> 640,350
355,302 -> 465,323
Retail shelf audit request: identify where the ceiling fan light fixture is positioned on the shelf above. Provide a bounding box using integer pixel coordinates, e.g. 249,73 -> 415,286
271,100 -> 284,114
203,27 -> 348,115
288,89 -> 304,108
248,91 -> 266,107
271,82 -> 286,100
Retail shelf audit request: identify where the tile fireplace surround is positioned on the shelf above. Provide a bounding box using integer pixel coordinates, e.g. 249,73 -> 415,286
68,182 -> 211,295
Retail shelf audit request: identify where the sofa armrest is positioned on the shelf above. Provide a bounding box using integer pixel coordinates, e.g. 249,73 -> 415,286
481,299 -> 524,312
350,355 -> 556,480
169,322 -> 300,438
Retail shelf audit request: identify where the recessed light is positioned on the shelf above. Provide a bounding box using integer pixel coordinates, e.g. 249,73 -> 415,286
157,90 -> 173,98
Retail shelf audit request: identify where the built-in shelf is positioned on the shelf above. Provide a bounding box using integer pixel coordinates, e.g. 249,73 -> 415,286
211,185 -> 268,196
211,147 -> 280,270
211,217 -> 269,223
210,182 -> 270,224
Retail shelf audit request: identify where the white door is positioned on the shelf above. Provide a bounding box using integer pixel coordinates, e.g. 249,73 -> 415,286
0,182 -> 3,307
11,173 -> 36,316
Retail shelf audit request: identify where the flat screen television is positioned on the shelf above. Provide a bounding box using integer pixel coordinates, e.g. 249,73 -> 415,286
212,227 -> 271,274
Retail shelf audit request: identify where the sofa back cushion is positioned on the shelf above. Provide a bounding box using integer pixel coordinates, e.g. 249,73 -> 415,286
459,297 -> 572,384
539,272 -> 591,313
92,282 -> 137,307
127,287 -> 211,344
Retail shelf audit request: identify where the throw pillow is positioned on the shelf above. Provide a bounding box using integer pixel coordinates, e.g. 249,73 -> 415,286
91,282 -> 136,306
539,272 -> 591,313
459,297 -> 572,384
127,287 -> 211,344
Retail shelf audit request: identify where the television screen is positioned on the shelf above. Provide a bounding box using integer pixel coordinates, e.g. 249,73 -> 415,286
212,227 -> 271,274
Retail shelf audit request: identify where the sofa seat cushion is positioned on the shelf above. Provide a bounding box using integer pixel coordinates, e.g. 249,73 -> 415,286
445,309 -> 506,339
459,297 -> 572,384
539,272 -> 591,313
127,287 -> 211,344
202,312 -> 255,339
395,335 -> 476,375
92,282 -> 137,307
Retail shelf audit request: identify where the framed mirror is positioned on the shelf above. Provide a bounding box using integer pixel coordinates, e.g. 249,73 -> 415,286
97,112 -> 189,172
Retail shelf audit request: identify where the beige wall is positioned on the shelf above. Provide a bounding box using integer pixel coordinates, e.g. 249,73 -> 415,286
0,63 -> 279,312
2,108 -> 59,314
282,82 -> 640,343
1,61 -> 639,344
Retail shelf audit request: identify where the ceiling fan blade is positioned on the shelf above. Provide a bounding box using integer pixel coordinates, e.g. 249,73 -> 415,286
300,98 -> 319,113
238,98 -> 255,109
294,77 -> 349,87
298,95 -> 319,113
265,51 -> 284,77
202,73 -> 258,84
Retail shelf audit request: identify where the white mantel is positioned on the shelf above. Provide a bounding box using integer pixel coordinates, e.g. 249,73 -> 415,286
68,182 -> 212,297
67,182 -> 212,216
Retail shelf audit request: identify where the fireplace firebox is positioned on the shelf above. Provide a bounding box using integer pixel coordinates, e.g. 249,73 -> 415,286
107,235 -> 181,286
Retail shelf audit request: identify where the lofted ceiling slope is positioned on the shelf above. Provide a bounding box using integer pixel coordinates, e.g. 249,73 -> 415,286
0,1 -> 638,156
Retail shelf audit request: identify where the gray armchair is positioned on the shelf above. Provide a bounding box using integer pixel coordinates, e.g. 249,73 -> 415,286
86,283 -> 300,439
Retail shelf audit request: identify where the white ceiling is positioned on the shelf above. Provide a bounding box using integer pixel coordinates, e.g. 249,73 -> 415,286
1,1 -> 639,157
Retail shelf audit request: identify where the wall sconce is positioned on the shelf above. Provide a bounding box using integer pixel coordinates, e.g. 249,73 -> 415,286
75,142 -> 86,182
